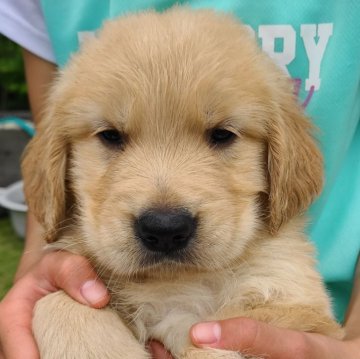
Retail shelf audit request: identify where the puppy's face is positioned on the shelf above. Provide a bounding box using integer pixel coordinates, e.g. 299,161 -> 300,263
69,68 -> 267,275
22,9 -> 322,276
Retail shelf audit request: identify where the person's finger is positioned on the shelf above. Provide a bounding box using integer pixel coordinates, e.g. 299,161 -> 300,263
0,275 -> 44,359
190,317 -> 345,359
148,340 -> 173,359
36,251 -> 109,307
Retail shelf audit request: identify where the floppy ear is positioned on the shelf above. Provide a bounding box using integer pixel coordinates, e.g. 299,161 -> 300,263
267,99 -> 323,233
21,109 -> 69,243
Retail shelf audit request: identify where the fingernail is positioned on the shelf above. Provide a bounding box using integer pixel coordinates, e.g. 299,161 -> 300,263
80,280 -> 108,306
192,322 -> 221,345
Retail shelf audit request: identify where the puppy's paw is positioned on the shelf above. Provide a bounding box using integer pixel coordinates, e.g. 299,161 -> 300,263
33,291 -> 150,359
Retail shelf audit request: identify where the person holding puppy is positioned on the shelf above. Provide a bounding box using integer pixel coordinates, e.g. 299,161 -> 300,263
0,1 -> 359,358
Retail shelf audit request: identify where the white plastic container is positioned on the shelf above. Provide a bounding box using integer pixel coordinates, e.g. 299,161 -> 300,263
0,181 -> 27,238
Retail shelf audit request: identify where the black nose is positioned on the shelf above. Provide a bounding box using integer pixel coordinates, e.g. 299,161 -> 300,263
135,208 -> 196,253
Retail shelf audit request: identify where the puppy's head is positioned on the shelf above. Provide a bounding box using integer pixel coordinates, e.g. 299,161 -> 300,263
22,8 -> 322,276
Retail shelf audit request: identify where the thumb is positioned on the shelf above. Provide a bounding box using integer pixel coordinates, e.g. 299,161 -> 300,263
190,317 -> 334,359
37,251 -> 109,308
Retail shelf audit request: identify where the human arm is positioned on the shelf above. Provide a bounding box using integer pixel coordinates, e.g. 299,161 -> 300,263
0,49 -> 111,359
14,49 -> 56,279
343,255 -> 360,340
22,49 -> 57,125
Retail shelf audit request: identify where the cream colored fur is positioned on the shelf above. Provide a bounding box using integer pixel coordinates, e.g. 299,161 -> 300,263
23,7 -> 343,359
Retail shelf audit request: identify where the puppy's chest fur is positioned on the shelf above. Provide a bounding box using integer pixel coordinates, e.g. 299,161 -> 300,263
108,273 -> 221,351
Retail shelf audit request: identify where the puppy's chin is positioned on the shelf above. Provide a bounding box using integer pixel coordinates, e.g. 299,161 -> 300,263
115,249 -> 206,278
138,248 -> 199,270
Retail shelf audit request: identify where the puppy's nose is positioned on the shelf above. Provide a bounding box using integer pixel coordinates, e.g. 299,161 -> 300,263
135,209 -> 196,253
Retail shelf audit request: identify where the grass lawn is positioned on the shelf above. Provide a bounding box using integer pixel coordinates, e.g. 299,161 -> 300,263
0,216 -> 24,298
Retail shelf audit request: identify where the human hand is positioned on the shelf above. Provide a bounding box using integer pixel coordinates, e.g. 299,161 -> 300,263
189,318 -> 359,358
150,317 -> 359,359
0,251 -> 109,359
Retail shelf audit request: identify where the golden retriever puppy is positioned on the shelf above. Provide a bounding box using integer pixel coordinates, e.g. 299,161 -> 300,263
22,7 -> 343,359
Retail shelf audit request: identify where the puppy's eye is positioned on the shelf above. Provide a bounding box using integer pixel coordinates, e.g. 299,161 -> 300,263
98,129 -> 125,148
209,128 -> 236,147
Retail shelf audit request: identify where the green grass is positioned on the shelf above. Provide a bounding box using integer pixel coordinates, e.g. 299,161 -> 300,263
0,216 -> 24,298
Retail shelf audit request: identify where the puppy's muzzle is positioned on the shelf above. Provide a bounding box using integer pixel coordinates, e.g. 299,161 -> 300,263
135,208 -> 197,254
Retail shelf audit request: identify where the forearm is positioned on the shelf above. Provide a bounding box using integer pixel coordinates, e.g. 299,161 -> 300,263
14,49 -> 57,280
22,49 -> 57,125
344,255 -> 360,340
14,212 -> 46,280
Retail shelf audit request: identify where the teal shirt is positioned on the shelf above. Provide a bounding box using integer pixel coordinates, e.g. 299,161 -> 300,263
41,0 -> 360,322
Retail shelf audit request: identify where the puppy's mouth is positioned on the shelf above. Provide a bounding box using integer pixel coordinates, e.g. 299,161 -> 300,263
134,207 -> 198,268
138,247 -> 197,268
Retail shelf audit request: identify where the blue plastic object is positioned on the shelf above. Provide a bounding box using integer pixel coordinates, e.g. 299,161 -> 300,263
0,117 -> 35,137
